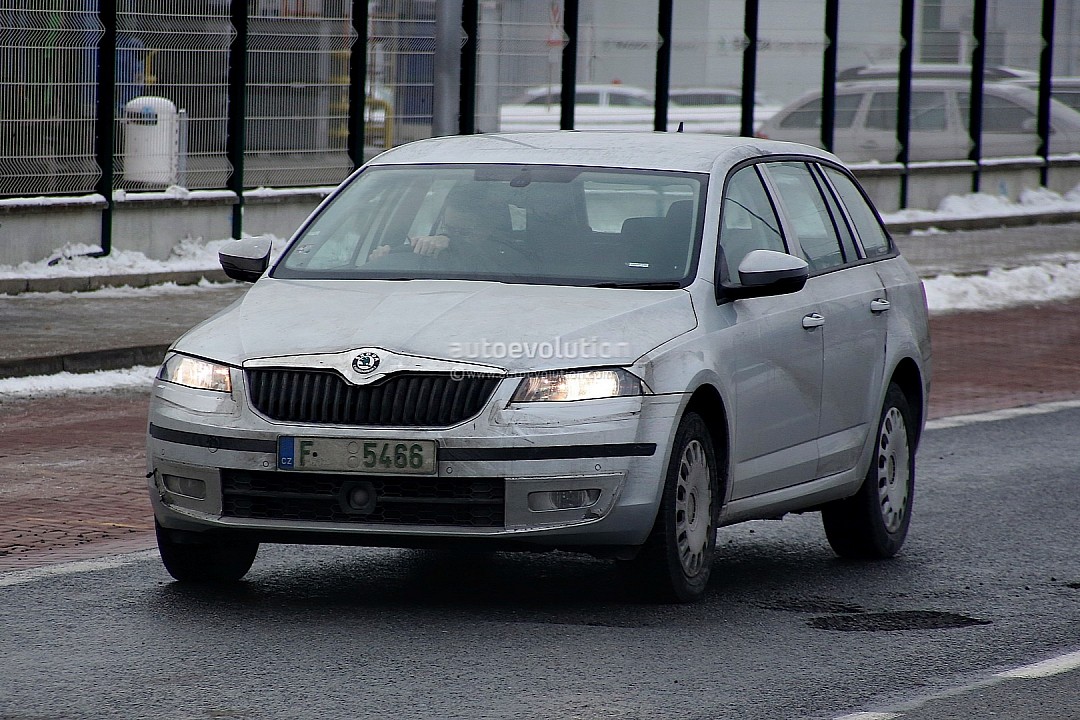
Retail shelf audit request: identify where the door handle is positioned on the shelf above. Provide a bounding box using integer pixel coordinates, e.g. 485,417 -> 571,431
802,313 -> 825,329
870,299 -> 891,313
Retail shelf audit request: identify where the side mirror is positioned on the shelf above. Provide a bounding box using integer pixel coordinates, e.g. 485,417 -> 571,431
720,249 -> 810,300
219,237 -> 272,283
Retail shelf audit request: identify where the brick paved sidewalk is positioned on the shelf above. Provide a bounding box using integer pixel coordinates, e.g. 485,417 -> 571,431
2,299 -> 1079,573
0,391 -> 156,571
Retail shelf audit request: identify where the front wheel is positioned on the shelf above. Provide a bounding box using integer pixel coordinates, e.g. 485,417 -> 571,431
155,521 -> 258,583
821,383 -> 915,559
626,412 -> 720,603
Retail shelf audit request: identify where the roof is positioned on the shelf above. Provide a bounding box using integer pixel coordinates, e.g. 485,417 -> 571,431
367,131 -> 839,174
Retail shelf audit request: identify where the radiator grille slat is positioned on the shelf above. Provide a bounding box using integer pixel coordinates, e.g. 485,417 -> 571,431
245,370 -> 500,427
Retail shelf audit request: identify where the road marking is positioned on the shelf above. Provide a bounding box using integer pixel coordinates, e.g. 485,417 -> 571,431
996,649 -> 1080,679
926,398 -> 1080,430
0,550 -> 156,588
833,648 -> 1080,719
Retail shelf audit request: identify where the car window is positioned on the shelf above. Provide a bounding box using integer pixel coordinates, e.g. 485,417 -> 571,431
765,162 -> 845,272
959,91 -> 1036,132
608,92 -> 651,107
717,165 -> 786,283
575,91 -> 601,105
866,92 -> 947,131
525,93 -> 556,106
1051,90 -> 1080,113
671,92 -> 739,106
275,165 -> 705,287
778,94 -> 862,129
812,165 -> 859,263
823,167 -> 892,257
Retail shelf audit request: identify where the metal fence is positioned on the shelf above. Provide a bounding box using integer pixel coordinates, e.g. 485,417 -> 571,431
2,1 -> 1079,219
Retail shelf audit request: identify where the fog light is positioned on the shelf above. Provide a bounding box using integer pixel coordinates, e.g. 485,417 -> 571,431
162,475 -> 206,500
528,489 -> 601,512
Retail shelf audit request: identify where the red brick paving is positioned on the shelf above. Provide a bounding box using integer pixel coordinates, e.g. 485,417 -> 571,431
2,299 -> 1079,572
0,392 -> 155,571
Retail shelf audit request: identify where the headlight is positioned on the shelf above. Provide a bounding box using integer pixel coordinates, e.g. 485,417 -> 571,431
159,353 -> 233,393
511,368 -> 642,403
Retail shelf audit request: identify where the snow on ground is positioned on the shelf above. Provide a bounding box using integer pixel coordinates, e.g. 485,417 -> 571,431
925,262 -> 1080,313
882,184 -> 1080,224
0,366 -> 159,398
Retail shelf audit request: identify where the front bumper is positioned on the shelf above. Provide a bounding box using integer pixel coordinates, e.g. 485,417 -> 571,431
147,372 -> 683,548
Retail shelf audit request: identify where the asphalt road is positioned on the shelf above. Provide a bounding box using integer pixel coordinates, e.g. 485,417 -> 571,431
1,396 -> 1077,720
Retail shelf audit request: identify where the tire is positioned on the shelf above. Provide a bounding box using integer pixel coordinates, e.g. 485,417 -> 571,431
155,521 -> 258,583
627,412 -> 720,603
822,382 -> 915,559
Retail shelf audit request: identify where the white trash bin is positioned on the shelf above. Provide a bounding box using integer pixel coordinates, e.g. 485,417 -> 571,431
123,96 -> 179,185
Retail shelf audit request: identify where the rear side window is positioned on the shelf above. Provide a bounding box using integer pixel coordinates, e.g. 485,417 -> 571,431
866,92 -> 947,131
823,168 -> 892,257
608,92 -> 651,107
779,94 -> 862,129
960,91 -> 1036,133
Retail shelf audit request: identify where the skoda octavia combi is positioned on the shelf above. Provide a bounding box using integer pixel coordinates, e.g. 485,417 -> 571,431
148,131 -> 931,602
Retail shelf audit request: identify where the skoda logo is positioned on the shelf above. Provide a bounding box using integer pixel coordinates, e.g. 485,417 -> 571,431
352,352 -> 381,374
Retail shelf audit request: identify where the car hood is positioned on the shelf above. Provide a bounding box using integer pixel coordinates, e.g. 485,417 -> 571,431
175,278 -> 698,373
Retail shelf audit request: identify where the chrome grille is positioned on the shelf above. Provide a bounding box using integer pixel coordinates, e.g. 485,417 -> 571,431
221,470 -> 505,528
245,370 -> 500,427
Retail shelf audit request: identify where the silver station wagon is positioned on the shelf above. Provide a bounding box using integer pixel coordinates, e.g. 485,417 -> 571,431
148,131 -> 931,602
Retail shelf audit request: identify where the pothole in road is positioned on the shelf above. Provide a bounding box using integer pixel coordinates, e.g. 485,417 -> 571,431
808,610 -> 992,632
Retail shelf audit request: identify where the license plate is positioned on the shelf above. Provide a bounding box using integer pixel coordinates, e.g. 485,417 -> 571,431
278,437 -> 437,475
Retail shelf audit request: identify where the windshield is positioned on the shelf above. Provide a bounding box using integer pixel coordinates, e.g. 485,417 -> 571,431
273,164 -> 706,288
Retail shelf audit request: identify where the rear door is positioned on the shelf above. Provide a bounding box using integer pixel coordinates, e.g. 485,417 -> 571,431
862,90 -> 957,161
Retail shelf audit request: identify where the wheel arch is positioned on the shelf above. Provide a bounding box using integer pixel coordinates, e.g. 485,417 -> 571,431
888,357 -> 925,446
683,384 -> 731,503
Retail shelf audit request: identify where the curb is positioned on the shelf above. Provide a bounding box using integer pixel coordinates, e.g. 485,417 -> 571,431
884,209 -> 1080,235
0,269 -> 231,297
0,345 -> 172,381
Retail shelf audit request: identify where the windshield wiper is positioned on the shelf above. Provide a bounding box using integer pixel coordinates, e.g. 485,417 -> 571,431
589,281 -> 683,289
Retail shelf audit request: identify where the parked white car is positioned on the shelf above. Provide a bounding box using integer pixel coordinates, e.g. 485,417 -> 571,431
498,83 -> 776,134
755,78 -> 1080,162
148,131 -> 931,603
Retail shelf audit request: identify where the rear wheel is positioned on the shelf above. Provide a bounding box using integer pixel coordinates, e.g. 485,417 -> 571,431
155,521 -> 258,583
627,412 -> 720,603
822,382 -> 915,558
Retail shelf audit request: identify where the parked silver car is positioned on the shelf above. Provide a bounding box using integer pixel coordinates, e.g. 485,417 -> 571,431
148,131 -> 931,602
756,78 -> 1080,162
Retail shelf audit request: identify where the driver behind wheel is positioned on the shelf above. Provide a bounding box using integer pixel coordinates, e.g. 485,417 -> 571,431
368,182 -> 516,268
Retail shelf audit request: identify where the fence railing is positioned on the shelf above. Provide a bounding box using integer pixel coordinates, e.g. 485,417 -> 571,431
1,0 -> 1077,248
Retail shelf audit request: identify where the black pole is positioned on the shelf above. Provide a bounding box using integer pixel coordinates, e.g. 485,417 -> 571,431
969,0 -> 988,192
94,0 -> 117,257
821,0 -> 839,152
740,0 -> 759,137
1038,0 -> 1057,187
460,0 -> 479,135
559,0 -> 579,130
654,0 -> 673,132
897,0 -> 915,207
227,0 -> 248,240
348,0 -> 369,167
